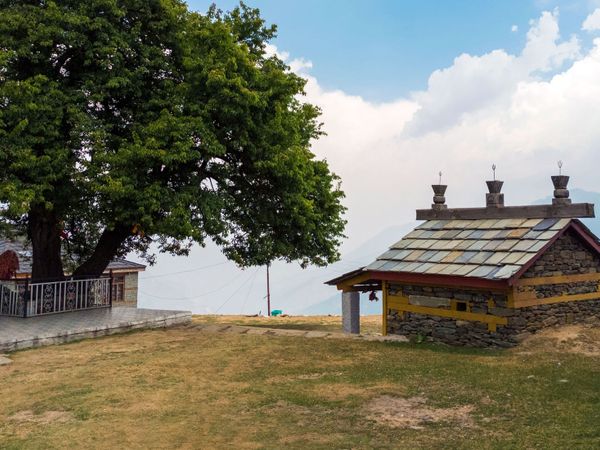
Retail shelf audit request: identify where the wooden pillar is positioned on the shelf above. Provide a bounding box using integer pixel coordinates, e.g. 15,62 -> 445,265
382,280 -> 388,336
342,291 -> 360,334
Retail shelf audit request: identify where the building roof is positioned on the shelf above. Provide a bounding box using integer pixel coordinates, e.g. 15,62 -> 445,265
326,176 -> 600,290
0,238 -> 146,276
327,218 -> 600,290
365,217 -> 573,281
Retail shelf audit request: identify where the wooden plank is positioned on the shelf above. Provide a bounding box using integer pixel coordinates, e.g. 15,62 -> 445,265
514,289 -> 537,301
338,273 -> 373,292
388,302 -> 508,325
416,203 -> 594,220
514,291 -> 600,308
515,272 -> 600,287
382,280 -> 388,336
507,287 -> 515,308
387,294 -> 409,310
370,271 -> 508,290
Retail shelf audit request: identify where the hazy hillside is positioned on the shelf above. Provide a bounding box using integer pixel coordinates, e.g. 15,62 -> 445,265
300,222 -> 415,315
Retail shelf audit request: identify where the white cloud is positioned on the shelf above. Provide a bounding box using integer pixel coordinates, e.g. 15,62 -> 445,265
139,10 -> 600,315
512,24 -> 519,32
582,8 -> 600,31
265,43 -> 313,74
404,10 -> 580,136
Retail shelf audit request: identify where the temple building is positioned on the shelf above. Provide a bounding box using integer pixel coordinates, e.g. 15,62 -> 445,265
327,173 -> 600,347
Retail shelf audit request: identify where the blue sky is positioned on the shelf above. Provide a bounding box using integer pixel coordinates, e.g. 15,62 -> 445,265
188,0 -> 598,101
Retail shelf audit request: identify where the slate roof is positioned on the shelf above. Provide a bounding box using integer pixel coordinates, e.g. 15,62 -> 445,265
364,217 -> 573,280
0,238 -> 146,275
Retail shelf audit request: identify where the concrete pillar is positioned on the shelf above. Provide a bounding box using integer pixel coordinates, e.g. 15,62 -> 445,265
342,291 -> 360,334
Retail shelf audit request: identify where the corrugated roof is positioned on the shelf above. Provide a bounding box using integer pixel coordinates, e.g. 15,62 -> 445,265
365,217 -> 572,280
0,238 -> 146,275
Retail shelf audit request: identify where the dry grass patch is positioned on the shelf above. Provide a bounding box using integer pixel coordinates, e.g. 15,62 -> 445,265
365,395 -> 476,430
9,410 -> 73,425
517,324 -> 600,357
193,314 -> 383,334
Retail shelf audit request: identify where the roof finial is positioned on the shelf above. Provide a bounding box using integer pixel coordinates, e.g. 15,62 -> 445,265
486,165 -> 504,208
552,162 -> 570,205
431,172 -> 447,211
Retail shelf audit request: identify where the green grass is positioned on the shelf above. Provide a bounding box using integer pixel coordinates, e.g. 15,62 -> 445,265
0,319 -> 599,449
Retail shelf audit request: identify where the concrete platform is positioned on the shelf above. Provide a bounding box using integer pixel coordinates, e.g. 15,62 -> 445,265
0,307 -> 192,352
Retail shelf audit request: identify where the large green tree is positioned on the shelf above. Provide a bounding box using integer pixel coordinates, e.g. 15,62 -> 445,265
0,0 -> 345,281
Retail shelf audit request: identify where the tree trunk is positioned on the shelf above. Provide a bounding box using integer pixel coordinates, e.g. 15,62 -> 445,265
28,205 -> 65,282
72,224 -> 131,279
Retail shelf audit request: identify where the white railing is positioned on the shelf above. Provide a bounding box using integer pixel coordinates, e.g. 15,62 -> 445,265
27,277 -> 111,317
0,281 -> 25,317
0,277 -> 111,317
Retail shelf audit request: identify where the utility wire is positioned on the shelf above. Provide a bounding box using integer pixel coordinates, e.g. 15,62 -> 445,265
139,261 -> 229,280
139,267 -> 248,300
215,267 -> 259,313
240,266 -> 259,315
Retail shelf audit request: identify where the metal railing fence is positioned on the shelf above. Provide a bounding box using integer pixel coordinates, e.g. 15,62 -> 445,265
0,276 -> 112,318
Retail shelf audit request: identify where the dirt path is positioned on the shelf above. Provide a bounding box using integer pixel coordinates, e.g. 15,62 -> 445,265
189,322 -> 409,342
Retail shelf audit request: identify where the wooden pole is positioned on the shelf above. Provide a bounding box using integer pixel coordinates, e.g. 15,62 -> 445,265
266,263 -> 271,317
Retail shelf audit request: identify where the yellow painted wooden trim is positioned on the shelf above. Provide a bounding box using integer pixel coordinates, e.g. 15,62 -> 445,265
382,280 -> 388,336
514,291 -> 600,308
488,322 -> 497,332
514,289 -> 537,301
387,300 -> 408,311
515,272 -> 600,287
388,293 -> 409,305
389,303 -> 508,326
507,288 -> 515,308
338,273 -> 373,291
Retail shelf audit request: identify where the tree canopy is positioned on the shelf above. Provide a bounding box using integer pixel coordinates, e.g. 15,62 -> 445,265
0,0 -> 346,281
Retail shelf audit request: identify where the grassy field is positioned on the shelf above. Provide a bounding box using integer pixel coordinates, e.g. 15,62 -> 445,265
192,314 -> 383,334
1,316 -> 599,449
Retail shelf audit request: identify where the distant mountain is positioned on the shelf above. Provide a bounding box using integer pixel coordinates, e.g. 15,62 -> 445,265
298,222 -> 414,315
341,222 -> 417,266
300,292 -> 383,315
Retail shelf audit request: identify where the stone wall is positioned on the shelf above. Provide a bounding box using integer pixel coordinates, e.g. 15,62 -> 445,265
522,229 -> 600,278
386,284 -> 513,347
517,229 -> 600,300
386,229 -> 600,348
389,298 -> 600,348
